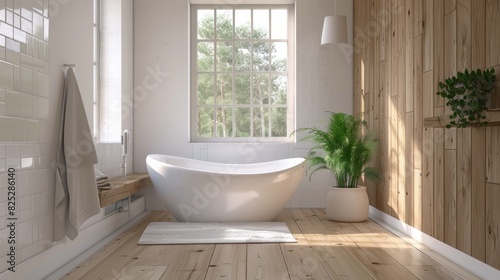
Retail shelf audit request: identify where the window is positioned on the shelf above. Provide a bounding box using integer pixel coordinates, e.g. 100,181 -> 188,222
190,5 -> 295,142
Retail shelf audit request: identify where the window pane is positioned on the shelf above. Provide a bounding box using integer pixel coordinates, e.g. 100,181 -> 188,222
253,42 -> 269,71
235,9 -> 251,39
271,9 -> 287,39
198,74 -> 214,105
271,42 -> 287,72
216,42 -> 233,72
216,107 -> 232,137
198,10 -> 214,39
271,107 -> 287,137
253,9 -> 269,39
235,107 -> 250,137
216,10 -> 233,39
271,74 -> 287,105
216,74 -> 232,105
198,107 -> 214,137
198,42 -> 214,72
235,74 -> 251,104
235,41 -> 251,71
253,74 -> 269,105
253,107 -> 269,137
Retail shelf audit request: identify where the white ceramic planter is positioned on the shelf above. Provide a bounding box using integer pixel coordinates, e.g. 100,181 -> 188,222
326,186 -> 369,222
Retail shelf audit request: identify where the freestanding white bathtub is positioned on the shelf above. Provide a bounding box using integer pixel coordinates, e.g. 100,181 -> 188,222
146,154 -> 305,222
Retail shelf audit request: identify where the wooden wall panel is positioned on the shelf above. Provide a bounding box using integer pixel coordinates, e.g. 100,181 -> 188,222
433,128 -> 445,242
433,0 -> 445,111
422,127 -> 434,235
471,128 -> 487,261
456,0 -> 472,72
444,149 -> 457,247
486,182 -> 500,268
486,127 -> 500,184
457,128 -> 472,254
486,0 -> 500,68
354,0 -> 500,271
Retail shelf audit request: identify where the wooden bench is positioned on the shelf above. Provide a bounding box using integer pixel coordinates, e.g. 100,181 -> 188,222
98,173 -> 151,208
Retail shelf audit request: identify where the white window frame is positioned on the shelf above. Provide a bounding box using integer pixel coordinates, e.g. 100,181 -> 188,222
93,0 -> 100,140
190,4 -> 295,143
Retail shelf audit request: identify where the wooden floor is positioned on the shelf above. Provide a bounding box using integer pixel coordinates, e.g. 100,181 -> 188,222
62,209 -> 479,280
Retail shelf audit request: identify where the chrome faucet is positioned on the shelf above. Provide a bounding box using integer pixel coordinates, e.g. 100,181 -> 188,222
121,129 -> 130,180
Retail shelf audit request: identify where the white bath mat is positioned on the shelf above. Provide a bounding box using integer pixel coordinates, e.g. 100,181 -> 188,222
138,222 -> 297,245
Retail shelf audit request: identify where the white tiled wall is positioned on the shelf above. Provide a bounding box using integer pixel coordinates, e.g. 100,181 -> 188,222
0,0 -> 51,274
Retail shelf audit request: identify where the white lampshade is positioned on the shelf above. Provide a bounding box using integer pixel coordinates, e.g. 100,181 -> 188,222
321,15 -> 348,45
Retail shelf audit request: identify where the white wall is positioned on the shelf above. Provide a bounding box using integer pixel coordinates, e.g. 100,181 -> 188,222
134,0 -> 354,209
0,0 -> 135,278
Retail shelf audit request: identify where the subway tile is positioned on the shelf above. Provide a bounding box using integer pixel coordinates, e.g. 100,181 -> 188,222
6,157 -> 20,169
0,0 -> 5,22
43,17 -> 47,41
20,66 -> 32,94
31,95 -> 38,118
27,119 -> 38,142
31,57 -> 43,72
21,6 -> 32,21
37,72 -> 47,97
20,53 -> 31,68
0,61 -> 13,89
31,11 -> 41,38
0,144 -> 4,158
12,64 -> 19,90
5,47 -> 20,66
0,201 -> 4,217
20,16 -> 31,34
0,45 -> 4,60
5,90 -> 19,116
21,157 -> 33,169
37,96 -> 47,119
5,10 -> 12,25
25,33 -> 31,56
20,93 -> 32,117
0,215 -> 5,231
31,37 -> 38,58
31,70 -> 38,95
0,103 -> 4,115
13,27 -> 25,43
12,0 -> 19,15
13,13 -> 19,28
21,144 -> 33,156
5,0 -> 12,11
0,21 -> 13,38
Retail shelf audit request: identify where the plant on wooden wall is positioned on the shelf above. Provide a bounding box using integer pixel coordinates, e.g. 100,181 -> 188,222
437,68 -> 496,128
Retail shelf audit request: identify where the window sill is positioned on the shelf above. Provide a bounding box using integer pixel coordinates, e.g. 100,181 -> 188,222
423,109 -> 500,128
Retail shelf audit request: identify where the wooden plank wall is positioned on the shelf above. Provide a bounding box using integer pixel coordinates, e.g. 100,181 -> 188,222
353,0 -> 500,270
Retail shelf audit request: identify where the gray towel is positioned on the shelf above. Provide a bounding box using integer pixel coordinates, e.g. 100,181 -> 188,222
54,68 -> 100,242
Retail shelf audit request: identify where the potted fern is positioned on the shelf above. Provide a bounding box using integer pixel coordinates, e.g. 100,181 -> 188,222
295,112 -> 379,222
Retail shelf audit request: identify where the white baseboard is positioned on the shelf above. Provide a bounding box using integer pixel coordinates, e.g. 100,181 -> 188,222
0,206 -> 148,280
369,206 -> 500,280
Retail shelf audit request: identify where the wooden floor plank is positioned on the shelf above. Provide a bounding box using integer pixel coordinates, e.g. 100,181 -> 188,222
160,244 -> 215,280
65,210 -> 481,280
290,209 -> 375,279
60,211 -> 167,280
275,210 -> 332,280
118,266 -> 167,280
134,245 -> 182,266
205,244 -> 246,280
247,244 -> 290,280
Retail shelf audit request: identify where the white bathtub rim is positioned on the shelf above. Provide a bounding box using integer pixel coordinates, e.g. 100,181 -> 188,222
146,154 -> 306,175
